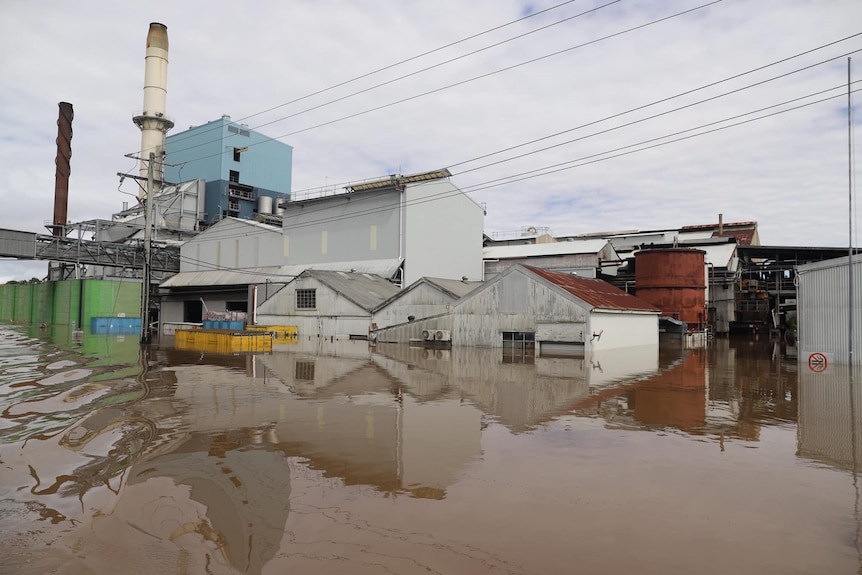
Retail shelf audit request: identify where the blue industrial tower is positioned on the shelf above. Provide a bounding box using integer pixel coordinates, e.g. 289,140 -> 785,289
164,115 -> 292,226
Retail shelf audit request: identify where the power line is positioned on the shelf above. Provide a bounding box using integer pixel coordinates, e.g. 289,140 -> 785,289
259,51 -> 862,230
160,0 -> 723,169
190,82 -> 859,246
452,48 -> 862,177
448,35 -> 862,171
459,85 -> 862,194
161,0 -> 585,151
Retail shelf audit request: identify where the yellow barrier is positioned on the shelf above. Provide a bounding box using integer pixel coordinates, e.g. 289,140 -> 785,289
174,329 -> 273,354
247,325 -> 298,343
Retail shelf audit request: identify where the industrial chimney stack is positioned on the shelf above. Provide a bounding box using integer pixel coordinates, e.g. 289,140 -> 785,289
132,22 -> 174,192
52,102 -> 73,237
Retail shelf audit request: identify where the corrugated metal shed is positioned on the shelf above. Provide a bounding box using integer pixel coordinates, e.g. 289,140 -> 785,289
796,254 -> 862,364
525,265 -> 658,312
304,270 -> 401,312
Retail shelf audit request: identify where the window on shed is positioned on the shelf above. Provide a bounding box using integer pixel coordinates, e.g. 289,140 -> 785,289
229,170 -> 240,183
296,289 -> 317,310
502,331 -> 535,353
233,148 -> 242,162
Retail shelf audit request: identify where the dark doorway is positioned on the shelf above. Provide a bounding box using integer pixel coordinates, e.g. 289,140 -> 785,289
183,300 -> 203,323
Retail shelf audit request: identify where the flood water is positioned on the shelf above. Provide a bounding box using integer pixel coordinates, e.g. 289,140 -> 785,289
0,326 -> 860,574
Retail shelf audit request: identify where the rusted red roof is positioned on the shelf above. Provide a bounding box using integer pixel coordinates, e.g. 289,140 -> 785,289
524,266 -> 659,312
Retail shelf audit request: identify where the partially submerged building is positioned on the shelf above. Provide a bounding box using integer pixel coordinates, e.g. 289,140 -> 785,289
374,264 -> 659,355
256,269 -> 400,340
372,276 -> 482,329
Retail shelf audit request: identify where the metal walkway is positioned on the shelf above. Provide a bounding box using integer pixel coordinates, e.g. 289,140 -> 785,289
0,228 -> 180,274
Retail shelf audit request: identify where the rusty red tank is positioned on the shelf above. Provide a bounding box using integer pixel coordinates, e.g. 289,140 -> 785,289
635,248 -> 706,329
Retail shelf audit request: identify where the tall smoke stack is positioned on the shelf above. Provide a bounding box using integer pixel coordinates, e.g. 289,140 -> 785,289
53,102 -> 73,237
133,22 -> 174,193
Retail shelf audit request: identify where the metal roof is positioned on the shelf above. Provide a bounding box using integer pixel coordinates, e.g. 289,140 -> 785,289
525,265 -> 659,312
423,277 -> 484,298
346,168 -> 452,192
303,270 -> 401,312
160,266 -> 284,288
616,242 -> 738,270
483,238 -> 615,260
275,258 -> 403,280
373,276 -> 482,311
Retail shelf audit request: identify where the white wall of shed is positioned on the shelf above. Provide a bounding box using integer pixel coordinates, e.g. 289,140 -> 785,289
588,311 -> 659,351
404,180 -> 484,284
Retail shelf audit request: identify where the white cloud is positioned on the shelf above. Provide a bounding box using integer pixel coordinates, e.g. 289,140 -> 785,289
1,0 -> 860,280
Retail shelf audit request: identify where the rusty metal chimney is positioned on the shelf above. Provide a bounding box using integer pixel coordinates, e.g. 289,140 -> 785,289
52,102 -> 73,237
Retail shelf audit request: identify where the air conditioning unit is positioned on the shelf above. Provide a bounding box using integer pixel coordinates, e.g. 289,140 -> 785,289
421,329 -> 434,341
435,329 -> 451,342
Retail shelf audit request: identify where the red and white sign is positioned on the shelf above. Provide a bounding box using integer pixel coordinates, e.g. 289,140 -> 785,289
808,352 -> 828,373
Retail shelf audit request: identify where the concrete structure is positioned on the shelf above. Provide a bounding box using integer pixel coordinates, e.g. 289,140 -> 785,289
256,269 -> 400,339
164,116 -> 292,226
483,238 -> 620,280
372,276 -> 482,329
133,22 -> 174,185
796,254 -> 862,365
374,264 -> 659,354
281,169 -> 484,286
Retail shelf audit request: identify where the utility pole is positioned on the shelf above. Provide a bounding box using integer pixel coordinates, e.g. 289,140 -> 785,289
849,57 -> 854,370
140,151 -> 154,344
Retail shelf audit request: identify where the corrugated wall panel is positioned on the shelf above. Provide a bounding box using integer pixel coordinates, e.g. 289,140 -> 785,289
798,259 -> 862,364
0,230 -> 36,258
31,282 -> 54,324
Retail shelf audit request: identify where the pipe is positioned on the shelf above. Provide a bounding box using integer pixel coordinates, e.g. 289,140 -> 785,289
133,23 -> 174,190
53,102 -> 73,237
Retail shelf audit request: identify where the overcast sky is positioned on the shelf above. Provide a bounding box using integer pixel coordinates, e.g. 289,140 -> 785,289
1,0 -> 860,281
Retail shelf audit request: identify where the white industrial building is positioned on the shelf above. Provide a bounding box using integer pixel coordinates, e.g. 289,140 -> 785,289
796,254 -> 862,365
157,169 -> 485,331
281,169 -> 484,286
159,217 -> 285,326
373,264 -> 660,355
483,238 -> 621,280
256,269 -> 400,340
373,276 -> 482,329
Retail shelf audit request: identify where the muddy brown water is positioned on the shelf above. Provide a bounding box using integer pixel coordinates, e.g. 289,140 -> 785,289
0,325 -> 859,574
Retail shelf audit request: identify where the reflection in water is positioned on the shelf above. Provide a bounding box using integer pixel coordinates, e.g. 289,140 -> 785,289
0,327 -> 859,574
